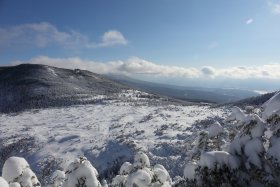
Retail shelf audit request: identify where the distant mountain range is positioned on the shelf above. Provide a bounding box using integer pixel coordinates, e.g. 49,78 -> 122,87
107,74 -> 261,104
0,64 -> 273,113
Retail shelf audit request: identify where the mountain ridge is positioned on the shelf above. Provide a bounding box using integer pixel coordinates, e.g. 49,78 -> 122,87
0,64 -> 130,113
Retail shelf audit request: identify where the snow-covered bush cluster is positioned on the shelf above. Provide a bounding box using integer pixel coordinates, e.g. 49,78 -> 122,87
0,156 -> 40,187
180,91 -> 280,186
1,153 -> 171,187
111,152 -> 172,187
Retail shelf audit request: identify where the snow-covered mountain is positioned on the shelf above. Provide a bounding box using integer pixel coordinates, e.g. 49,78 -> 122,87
1,64 -> 280,186
0,64 -> 172,113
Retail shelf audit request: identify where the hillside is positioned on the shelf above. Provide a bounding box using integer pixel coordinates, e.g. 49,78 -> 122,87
0,64 -> 134,113
231,91 -> 276,108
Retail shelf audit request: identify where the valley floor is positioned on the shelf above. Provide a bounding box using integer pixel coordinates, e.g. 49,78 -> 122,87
0,99 -> 228,184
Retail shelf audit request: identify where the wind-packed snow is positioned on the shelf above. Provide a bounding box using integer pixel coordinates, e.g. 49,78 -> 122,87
0,96 -> 225,184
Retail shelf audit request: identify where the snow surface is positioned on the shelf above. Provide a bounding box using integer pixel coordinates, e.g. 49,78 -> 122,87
0,177 -> 9,187
0,94 -> 226,183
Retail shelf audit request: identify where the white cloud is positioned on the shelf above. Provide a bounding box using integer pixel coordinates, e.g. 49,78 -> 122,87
11,56 -> 280,80
0,22 -> 128,49
268,0 -> 280,14
200,64 -> 280,79
201,66 -> 216,77
99,30 -> 128,47
246,18 -> 254,25
11,56 -> 200,78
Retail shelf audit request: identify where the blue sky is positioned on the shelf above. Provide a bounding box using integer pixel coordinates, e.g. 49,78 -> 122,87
1,0 -> 280,90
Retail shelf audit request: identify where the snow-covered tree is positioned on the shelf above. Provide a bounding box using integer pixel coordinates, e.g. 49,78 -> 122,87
182,91 -> 280,186
2,157 -> 40,187
228,114 -> 268,185
62,157 -> 101,187
182,106 -> 271,186
191,131 -> 209,160
262,91 -> 280,185
207,121 -> 225,151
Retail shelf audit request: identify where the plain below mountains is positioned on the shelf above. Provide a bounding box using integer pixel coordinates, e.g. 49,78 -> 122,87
108,75 -> 261,104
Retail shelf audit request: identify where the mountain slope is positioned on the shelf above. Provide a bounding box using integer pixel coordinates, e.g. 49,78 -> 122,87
0,64 -> 130,113
230,91 -> 276,108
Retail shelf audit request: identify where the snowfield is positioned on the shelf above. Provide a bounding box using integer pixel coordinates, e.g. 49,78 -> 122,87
0,90 -> 227,185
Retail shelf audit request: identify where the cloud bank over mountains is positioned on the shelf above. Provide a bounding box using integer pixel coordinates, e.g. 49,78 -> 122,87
13,56 -> 280,80
0,22 -> 127,49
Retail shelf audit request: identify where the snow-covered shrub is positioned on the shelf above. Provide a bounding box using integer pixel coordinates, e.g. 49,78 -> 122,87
191,151 -> 240,187
208,121 -> 224,138
111,152 -> 171,187
152,164 -> 172,187
245,106 -> 255,114
228,113 -> 278,185
126,169 -> 152,187
262,92 -> 280,185
9,183 -> 21,187
207,121 -> 225,151
111,174 -> 127,187
51,170 -> 65,187
182,105 -> 276,186
2,157 -> 40,187
133,152 -> 151,169
226,106 -> 246,127
191,131 -> 209,160
63,157 -> 101,187
0,177 -> 9,187
119,162 -> 133,175
191,121 -> 226,162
